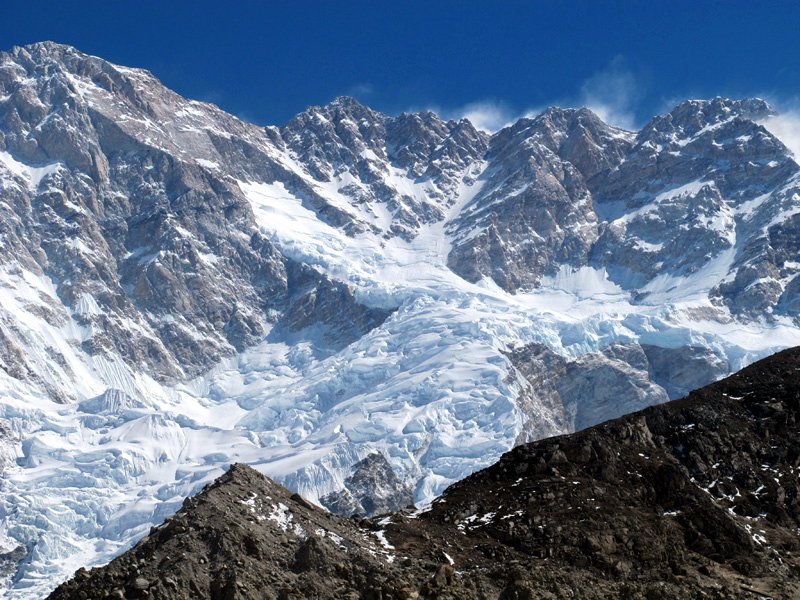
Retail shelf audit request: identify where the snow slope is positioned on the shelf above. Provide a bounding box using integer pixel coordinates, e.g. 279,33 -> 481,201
0,43 -> 799,598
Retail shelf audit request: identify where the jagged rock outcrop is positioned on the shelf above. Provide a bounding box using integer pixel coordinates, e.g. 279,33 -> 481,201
320,452 -> 414,516
446,97 -> 800,309
282,96 -> 488,239
50,348 -> 800,599
589,98 -> 799,305
447,112 -> 605,289
508,342 -> 732,437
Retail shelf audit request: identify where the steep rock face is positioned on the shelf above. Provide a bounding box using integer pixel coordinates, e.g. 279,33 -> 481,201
591,98 -> 786,207
444,97 -> 800,314
50,348 -> 800,599
715,183 -> 800,318
320,452 -> 414,517
508,343 -> 670,436
518,107 -> 634,180
441,95 -> 800,315
508,342 -> 735,442
590,98 -> 800,312
0,42 -> 387,386
641,343 -> 730,399
278,264 -> 394,351
282,97 -> 488,239
447,113 -> 607,289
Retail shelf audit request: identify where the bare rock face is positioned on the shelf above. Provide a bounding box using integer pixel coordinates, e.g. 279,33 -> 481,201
641,344 -> 730,399
278,264 -> 394,352
320,453 -> 414,517
49,348 -> 800,599
447,111 -> 612,290
591,98 -> 785,207
527,108 -> 633,176
557,349 -> 669,431
715,206 -> 800,318
508,342 -> 736,439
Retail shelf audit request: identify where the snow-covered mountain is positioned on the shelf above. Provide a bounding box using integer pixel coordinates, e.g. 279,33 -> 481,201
0,42 -> 798,596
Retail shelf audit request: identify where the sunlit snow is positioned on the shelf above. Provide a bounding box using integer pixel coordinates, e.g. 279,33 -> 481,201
1,64 -> 800,599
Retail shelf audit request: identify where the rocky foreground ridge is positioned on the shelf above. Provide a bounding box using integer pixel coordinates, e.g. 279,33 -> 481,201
49,347 -> 800,599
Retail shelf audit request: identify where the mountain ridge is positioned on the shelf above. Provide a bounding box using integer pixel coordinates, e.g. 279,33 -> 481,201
1,41 -> 800,596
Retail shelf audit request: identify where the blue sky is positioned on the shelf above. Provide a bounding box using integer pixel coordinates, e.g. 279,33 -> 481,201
2,1 -> 799,131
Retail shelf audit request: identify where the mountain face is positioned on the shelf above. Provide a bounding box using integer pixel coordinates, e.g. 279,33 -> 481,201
319,452 -> 415,517
0,41 -> 799,596
48,348 -> 800,599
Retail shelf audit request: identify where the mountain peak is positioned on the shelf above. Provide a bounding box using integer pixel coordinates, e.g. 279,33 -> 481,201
286,95 -> 386,132
531,105 -> 621,133
5,41 -> 98,71
2,39 -> 160,100
684,96 -> 774,116
643,96 -> 776,139
537,104 -> 601,120
498,105 -> 624,141
326,94 -> 369,111
486,103 -> 634,179
12,40 -> 81,57
314,95 -> 383,120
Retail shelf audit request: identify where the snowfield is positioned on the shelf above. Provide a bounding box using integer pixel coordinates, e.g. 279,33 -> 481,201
1,44 -> 799,598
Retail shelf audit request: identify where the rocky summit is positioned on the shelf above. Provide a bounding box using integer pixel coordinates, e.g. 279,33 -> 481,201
49,347 -> 800,599
1,41 -> 800,596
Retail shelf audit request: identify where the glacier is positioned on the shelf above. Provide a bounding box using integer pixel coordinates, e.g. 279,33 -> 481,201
0,43 -> 799,597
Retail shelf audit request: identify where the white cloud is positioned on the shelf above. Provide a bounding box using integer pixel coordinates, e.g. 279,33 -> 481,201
429,100 -> 544,133
436,58 -> 645,133
346,82 -> 375,98
761,108 -> 800,162
430,100 -> 516,133
407,57 -> 648,134
457,101 -> 516,132
578,57 -> 642,130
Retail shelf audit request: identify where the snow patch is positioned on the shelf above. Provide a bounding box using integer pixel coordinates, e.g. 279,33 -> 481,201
0,151 -> 62,190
